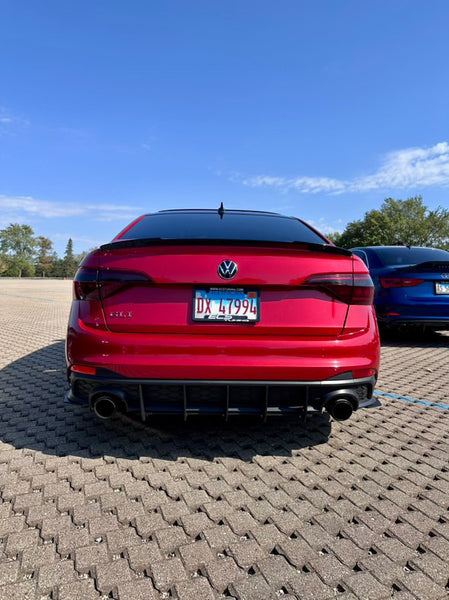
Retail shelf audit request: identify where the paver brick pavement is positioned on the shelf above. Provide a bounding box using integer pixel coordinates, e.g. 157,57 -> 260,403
0,280 -> 449,599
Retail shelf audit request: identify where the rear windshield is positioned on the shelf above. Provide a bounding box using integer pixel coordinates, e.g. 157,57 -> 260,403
118,212 -> 327,245
373,247 -> 449,266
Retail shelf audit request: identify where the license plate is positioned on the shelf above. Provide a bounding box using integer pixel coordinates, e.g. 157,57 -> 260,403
193,288 -> 259,322
435,282 -> 449,295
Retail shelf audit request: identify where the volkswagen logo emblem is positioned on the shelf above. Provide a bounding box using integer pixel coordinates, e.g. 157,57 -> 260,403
218,260 -> 238,280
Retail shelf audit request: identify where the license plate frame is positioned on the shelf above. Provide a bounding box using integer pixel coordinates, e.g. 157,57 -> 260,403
193,287 -> 260,323
435,282 -> 449,295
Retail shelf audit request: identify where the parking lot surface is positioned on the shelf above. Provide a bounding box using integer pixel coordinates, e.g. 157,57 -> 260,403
0,279 -> 448,600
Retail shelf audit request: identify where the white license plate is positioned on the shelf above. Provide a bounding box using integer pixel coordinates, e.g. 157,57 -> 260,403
193,288 -> 259,322
435,282 -> 449,295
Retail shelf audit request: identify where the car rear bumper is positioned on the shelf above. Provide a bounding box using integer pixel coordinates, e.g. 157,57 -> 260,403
66,310 -> 379,420
67,317 -> 380,383
376,302 -> 449,328
376,312 -> 449,328
66,371 -> 377,420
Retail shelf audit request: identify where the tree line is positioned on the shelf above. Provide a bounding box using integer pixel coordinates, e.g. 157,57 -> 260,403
329,196 -> 449,249
0,224 -> 90,278
0,197 -> 447,277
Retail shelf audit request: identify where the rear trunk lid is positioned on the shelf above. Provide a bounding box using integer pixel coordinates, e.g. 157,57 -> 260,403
381,261 -> 449,316
96,243 -> 356,336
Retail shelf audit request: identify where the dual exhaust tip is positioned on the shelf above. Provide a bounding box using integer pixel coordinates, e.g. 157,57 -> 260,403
91,389 -> 357,422
324,390 -> 357,421
91,393 -> 119,420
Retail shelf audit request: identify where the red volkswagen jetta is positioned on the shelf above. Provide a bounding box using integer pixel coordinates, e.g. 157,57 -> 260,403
66,208 -> 380,422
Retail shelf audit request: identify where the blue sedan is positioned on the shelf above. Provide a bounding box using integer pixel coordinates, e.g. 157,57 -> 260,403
351,246 -> 449,330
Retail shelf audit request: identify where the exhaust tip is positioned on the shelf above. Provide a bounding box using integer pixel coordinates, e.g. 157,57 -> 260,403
324,389 -> 358,421
327,398 -> 354,421
92,395 -> 117,420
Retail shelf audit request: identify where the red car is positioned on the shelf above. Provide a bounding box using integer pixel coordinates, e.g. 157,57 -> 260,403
66,208 -> 380,422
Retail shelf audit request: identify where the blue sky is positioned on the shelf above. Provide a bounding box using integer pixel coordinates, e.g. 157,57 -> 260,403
1,0 -> 449,256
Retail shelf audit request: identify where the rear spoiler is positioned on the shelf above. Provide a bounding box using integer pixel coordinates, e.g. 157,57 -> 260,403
395,261 -> 449,273
100,237 -> 353,257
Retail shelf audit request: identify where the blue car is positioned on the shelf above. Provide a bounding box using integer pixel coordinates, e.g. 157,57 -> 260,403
351,246 -> 449,330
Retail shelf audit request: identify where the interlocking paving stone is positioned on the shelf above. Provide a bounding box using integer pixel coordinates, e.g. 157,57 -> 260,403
126,541 -> 162,571
1,280 -> 449,599
0,580 -> 37,600
173,576 -> 216,600
288,572 -> 337,599
0,561 -> 20,585
38,559 -> 78,593
149,556 -> 187,590
344,572 -> 392,599
204,556 -> 246,592
95,558 -> 134,593
21,544 -> 57,572
178,539 -> 215,571
57,579 -> 100,600
75,543 -> 110,573
116,578 -> 158,600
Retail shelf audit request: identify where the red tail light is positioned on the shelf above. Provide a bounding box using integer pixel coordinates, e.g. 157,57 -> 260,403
379,278 -> 424,288
98,269 -> 151,299
72,365 -> 97,375
73,268 -> 151,301
73,269 -> 98,301
305,273 -> 374,305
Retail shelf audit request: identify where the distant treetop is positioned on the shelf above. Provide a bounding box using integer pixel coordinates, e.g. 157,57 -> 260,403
330,196 -> 449,250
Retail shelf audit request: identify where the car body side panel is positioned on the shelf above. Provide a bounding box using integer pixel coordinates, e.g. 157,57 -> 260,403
351,246 -> 449,327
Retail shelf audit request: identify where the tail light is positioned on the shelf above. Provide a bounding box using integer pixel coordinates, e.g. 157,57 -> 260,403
72,365 -> 97,375
379,278 -> 424,288
73,268 -> 151,301
305,273 -> 374,305
73,269 -> 98,301
98,269 -> 151,299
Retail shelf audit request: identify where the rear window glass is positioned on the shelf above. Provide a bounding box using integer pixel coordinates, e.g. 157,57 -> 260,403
118,212 -> 327,245
373,247 -> 449,266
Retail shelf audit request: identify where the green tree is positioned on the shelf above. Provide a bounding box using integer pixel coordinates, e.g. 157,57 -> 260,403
74,250 -> 90,264
0,223 -> 36,277
0,255 -> 9,275
48,258 -> 65,278
62,238 -> 78,278
333,197 -> 449,249
35,236 -> 57,277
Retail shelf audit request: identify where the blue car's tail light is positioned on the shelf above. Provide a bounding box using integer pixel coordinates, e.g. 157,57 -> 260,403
379,278 -> 424,288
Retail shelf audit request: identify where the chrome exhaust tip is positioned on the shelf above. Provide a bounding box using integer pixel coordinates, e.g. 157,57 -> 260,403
92,395 -> 117,420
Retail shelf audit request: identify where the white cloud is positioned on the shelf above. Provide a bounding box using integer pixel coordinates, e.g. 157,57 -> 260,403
243,142 -> 449,195
306,218 -> 344,236
0,107 -> 29,130
52,233 -> 103,247
0,195 -> 143,222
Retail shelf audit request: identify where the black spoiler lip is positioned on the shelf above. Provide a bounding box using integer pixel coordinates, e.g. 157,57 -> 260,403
99,237 -> 353,257
393,260 -> 449,272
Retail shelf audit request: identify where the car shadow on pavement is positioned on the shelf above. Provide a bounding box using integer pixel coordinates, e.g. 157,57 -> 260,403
379,326 -> 449,348
0,341 -> 332,461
